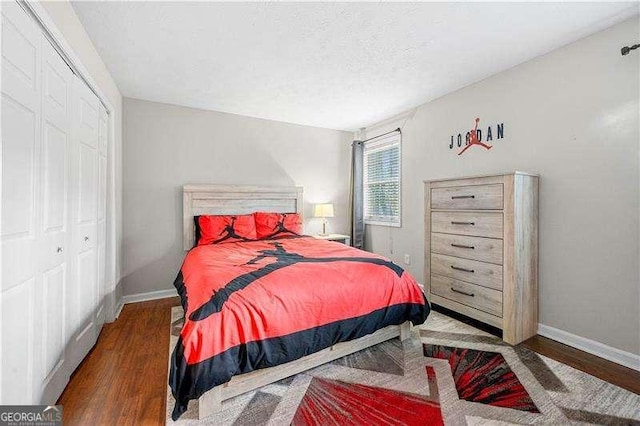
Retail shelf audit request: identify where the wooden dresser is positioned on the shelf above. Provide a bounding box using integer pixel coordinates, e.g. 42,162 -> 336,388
424,172 -> 539,345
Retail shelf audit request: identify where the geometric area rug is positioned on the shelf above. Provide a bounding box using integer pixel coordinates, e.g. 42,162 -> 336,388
167,308 -> 640,425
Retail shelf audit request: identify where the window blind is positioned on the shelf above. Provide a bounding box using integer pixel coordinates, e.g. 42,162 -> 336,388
363,132 -> 401,226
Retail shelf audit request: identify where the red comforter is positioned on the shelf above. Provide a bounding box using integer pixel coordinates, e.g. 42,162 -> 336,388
170,236 -> 429,419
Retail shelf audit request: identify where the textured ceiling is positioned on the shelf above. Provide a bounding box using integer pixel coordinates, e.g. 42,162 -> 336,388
71,2 -> 638,131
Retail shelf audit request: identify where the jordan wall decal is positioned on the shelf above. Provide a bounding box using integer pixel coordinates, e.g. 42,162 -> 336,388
449,117 -> 505,155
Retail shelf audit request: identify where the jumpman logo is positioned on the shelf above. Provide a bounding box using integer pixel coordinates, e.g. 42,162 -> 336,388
458,117 -> 492,156
262,213 -> 300,239
212,216 -> 253,244
189,242 -> 404,321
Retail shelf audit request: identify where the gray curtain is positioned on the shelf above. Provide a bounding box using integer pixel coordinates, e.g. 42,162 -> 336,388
349,140 -> 365,249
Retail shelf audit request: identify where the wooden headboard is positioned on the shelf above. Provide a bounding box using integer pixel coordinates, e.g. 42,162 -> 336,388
183,184 -> 304,250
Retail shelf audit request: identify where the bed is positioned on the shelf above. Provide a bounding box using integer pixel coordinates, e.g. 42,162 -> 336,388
170,184 -> 430,420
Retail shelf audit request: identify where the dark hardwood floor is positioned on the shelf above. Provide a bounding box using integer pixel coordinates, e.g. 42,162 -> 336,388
57,297 -> 181,426
522,334 -> 640,395
58,297 -> 639,425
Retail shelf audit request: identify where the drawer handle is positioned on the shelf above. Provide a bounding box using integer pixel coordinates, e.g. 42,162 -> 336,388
451,195 -> 475,199
451,221 -> 475,226
451,243 -> 475,249
56,247 -> 63,253
451,287 -> 475,297
451,265 -> 474,273
84,236 -> 90,241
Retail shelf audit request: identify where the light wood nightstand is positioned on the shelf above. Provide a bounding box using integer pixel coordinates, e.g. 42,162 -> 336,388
312,234 -> 351,246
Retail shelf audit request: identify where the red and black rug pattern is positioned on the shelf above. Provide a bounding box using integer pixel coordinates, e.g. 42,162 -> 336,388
423,344 -> 539,413
167,309 -> 640,425
292,373 -> 443,426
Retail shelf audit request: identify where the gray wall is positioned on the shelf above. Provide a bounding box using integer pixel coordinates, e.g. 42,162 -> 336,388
122,98 -> 352,296
363,17 -> 640,355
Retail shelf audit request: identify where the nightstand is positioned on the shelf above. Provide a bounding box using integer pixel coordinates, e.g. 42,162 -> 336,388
312,233 -> 351,246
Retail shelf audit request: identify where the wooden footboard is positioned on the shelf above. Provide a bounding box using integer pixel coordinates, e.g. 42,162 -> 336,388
198,321 -> 412,420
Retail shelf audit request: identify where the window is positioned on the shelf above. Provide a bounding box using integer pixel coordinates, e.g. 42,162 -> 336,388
363,132 -> 401,227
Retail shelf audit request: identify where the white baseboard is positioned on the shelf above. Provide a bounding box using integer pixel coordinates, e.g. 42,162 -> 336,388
122,289 -> 178,305
537,323 -> 640,372
114,300 -> 125,319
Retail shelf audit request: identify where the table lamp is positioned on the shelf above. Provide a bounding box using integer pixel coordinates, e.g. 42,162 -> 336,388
314,203 -> 334,236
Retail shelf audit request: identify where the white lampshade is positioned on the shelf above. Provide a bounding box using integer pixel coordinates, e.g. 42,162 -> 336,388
314,203 -> 334,218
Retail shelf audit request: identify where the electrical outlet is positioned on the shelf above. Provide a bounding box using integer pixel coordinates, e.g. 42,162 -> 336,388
404,254 -> 411,265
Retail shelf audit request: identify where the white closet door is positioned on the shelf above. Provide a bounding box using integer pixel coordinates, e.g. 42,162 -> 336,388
2,1 -> 110,405
68,77 -> 100,371
38,30 -> 73,404
1,1 -> 41,404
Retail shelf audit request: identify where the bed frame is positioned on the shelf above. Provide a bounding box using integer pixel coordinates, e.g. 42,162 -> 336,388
182,184 -> 412,420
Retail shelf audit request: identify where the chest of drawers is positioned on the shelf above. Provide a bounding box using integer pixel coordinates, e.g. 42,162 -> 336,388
424,172 -> 539,345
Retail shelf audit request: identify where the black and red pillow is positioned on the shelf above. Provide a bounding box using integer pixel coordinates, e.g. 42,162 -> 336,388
254,212 -> 302,239
196,214 -> 257,246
